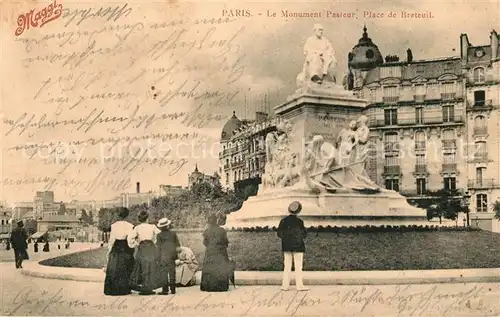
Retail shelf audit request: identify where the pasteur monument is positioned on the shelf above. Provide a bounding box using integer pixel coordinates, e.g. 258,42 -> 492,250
224,24 -> 427,229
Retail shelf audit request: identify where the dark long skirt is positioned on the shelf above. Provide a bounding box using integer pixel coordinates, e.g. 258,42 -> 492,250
104,239 -> 134,296
129,240 -> 159,292
200,247 -> 230,292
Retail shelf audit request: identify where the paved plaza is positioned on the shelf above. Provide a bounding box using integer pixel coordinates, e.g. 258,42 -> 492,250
1,245 -> 499,316
0,262 -> 499,316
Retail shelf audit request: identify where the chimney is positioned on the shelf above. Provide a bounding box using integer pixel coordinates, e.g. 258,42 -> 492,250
406,48 -> 413,63
460,33 -> 470,62
491,30 -> 499,60
136,182 -> 140,194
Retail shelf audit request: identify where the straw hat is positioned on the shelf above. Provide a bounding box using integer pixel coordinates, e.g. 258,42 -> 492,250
157,217 -> 172,228
288,201 -> 302,214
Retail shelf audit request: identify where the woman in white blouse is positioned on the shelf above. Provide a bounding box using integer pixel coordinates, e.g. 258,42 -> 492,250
129,210 -> 161,295
103,207 -> 136,296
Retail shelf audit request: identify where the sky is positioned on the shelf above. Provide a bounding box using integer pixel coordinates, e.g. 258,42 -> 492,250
1,0 -> 499,204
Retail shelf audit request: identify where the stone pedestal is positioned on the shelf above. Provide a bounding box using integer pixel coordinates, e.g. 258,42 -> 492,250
224,84 -> 428,229
224,188 -> 428,229
275,83 -> 366,151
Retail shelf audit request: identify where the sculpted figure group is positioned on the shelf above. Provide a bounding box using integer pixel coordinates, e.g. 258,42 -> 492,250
261,115 -> 380,194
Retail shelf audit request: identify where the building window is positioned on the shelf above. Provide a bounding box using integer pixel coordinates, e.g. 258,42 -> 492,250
442,105 -> 455,122
415,154 -> 426,173
476,194 -> 488,212
369,89 -> 376,102
384,109 -> 398,125
416,178 -> 426,195
476,167 -> 485,185
234,171 -> 237,181
440,82 -> 456,100
415,108 -> 424,124
384,132 -> 399,152
444,177 -> 456,191
474,141 -> 487,160
383,86 -> 399,97
444,62 -> 453,71
474,90 -> 486,106
415,131 -> 426,150
473,67 -> 485,83
416,65 -> 424,73
442,129 -> 456,150
414,84 -> 426,96
384,153 -> 400,175
474,115 -> 487,135
385,179 -> 399,191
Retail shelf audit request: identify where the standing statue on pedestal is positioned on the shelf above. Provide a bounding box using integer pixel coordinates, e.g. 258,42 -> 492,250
297,24 -> 337,86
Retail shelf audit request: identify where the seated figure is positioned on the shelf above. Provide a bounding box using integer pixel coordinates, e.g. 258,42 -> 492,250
175,246 -> 199,287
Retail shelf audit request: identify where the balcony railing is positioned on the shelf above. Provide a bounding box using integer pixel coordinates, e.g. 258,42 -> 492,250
442,140 -> 457,150
383,166 -> 401,175
467,178 -> 500,189
370,115 -> 464,127
414,164 -> 427,173
232,160 -> 245,167
467,99 -> 494,110
383,142 -> 400,152
413,94 -> 426,103
383,96 -> 399,104
414,141 -> 426,151
441,92 -> 456,100
473,152 -> 488,161
442,163 -> 457,172
473,126 -> 488,136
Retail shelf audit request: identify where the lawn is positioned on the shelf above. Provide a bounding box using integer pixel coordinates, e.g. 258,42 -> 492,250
40,230 -> 500,271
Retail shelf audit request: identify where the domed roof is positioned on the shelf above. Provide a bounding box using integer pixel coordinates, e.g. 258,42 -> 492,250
348,26 -> 384,71
221,111 -> 243,142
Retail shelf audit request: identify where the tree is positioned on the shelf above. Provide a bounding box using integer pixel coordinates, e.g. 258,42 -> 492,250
493,200 -> 500,221
24,219 -> 38,235
408,189 -> 464,223
79,209 -> 93,226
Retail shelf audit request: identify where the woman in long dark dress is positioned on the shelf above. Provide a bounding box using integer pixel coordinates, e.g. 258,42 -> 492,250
129,210 -> 161,295
104,207 -> 136,296
200,214 -> 231,292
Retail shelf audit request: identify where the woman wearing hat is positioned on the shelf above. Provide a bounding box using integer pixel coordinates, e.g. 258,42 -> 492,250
155,217 -> 180,295
277,201 -> 309,291
103,207 -> 136,296
129,210 -> 161,295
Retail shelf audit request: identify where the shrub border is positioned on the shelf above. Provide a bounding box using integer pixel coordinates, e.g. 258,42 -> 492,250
224,225 -> 482,233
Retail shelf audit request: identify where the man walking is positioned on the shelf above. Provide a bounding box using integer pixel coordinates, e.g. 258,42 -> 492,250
10,220 -> 29,269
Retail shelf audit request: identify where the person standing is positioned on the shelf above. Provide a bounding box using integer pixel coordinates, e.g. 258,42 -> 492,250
43,240 -> 50,252
129,210 -> 160,295
277,201 -> 309,291
10,220 -> 29,269
103,207 -> 136,296
155,218 -> 180,295
34,241 -> 39,253
200,214 -> 231,292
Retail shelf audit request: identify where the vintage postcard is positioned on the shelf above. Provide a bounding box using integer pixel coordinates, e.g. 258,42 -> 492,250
1,0 -> 500,316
